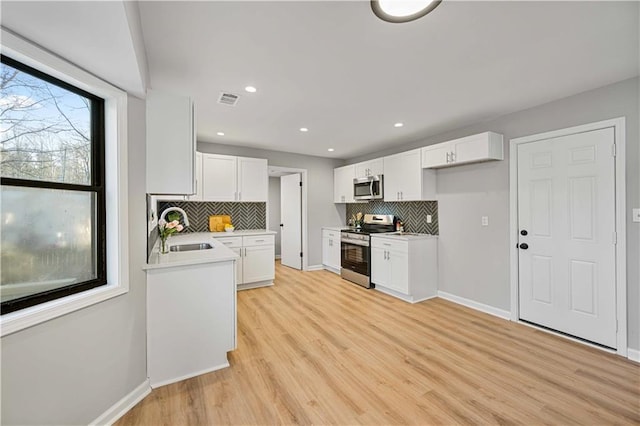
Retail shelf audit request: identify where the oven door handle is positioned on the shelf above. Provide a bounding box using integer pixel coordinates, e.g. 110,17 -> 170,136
341,239 -> 370,247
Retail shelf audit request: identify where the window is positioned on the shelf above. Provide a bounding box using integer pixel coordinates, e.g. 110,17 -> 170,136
1,55 -> 106,314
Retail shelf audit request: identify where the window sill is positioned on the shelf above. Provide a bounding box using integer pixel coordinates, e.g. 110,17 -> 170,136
1,283 -> 127,337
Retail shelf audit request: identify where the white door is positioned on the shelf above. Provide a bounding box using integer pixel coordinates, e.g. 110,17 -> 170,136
280,173 -> 302,270
517,127 -> 616,348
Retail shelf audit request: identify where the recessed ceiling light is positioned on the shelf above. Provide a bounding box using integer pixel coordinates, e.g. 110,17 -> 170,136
244,86 -> 257,93
217,132 -> 225,136
328,148 -> 335,152
394,122 -> 404,128
299,127 -> 308,132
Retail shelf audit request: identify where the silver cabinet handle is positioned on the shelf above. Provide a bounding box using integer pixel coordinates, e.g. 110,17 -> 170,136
383,243 -> 391,246
254,239 -> 264,243
446,152 -> 450,163
451,151 -> 455,162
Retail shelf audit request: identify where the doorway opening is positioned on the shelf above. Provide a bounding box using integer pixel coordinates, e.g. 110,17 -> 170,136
268,166 -> 308,271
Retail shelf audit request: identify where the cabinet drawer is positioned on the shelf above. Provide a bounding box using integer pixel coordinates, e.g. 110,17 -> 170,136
243,235 -> 275,247
215,237 -> 242,248
322,229 -> 340,239
371,237 -> 408,253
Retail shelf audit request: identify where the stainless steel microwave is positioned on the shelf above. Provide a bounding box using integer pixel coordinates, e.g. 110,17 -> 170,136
353,175 -> 383,200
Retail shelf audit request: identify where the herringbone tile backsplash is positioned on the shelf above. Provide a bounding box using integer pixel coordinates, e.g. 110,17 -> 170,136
346,201 -> 438,234
158,201 -> 266,232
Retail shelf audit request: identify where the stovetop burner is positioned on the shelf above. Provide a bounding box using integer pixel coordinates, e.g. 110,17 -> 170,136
341,214 -> 396,236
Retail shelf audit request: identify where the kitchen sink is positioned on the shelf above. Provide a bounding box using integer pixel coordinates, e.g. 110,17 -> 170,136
169,243 -> 213,252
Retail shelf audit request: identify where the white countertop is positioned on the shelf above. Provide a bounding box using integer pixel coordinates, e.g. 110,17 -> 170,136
371,232 -> 438,241
145,230 -> 275,270
322,226 -> 349,231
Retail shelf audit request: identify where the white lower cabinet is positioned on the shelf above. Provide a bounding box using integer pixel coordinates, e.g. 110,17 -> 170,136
370,236 -> 437,303
147,260 -> 235,388
322,229 -> 341,273
215,234 -> 275,289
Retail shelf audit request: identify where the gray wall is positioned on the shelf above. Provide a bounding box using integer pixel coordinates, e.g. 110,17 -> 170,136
269,177 -> 282,256
348,77 -> 640,351
197,143 -> 345,267
1,96 -> 149,424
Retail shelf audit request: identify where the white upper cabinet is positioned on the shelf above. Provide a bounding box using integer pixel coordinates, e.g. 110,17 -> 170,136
186,152 -> 203,201
383,149 -> 436,202
237,157 -> 268,202
202,154 -> 237,201
202,154 -> 267,202
146,90 -> 196,194
334,165 -> 356,203
422,131 -> 504,169
354,158 -> 383,178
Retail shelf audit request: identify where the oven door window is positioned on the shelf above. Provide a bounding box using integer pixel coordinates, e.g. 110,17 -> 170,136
341,241 -> 369,276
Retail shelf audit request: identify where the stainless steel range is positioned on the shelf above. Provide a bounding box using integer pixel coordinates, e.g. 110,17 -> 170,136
341,214 -> 396,288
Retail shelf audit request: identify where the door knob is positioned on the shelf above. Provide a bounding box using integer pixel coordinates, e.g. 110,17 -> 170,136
520,229 -> 528,236
280,224 -> 284,227
519,243 -> 529,250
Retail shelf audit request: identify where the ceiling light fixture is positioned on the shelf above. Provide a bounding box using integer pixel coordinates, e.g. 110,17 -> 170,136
394,122 -> 404,128
328,148 -> 335,152
299,127 -> 308,132
371,0 -> 441,23
217,132 -> 225,136
245,86 -> 257,93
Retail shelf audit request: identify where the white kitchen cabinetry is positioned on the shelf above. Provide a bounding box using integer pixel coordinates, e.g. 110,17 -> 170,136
202,154 -> 268,202
146,260 -> 235,388
186,152 -> 203,201
354,158 -> 383,178
383,149 -> 436,201
334,165 -> 356,203
146,90 -> 196,195
215,234 -> 275,289
322,228 -> 341,273
237,157 -> 268,201
422,131 -> 504,168
371,235 -> 438,303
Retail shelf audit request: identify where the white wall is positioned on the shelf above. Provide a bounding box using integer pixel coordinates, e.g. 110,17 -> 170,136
1,96 -> 149,424
197,143 -> 345,268
347,77 -> 640,351
268,177 -> 282,256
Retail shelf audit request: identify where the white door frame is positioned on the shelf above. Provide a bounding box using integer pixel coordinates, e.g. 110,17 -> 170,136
509,117 -> 627,357
268,166 -> 309,271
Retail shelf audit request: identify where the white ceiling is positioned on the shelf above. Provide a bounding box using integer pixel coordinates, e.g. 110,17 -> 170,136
139,1 -> 638,159
2,1 -> 638,160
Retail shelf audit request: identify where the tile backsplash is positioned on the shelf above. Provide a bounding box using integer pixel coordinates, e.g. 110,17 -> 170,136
157,201 -> 266,232
346,200 -> 438,234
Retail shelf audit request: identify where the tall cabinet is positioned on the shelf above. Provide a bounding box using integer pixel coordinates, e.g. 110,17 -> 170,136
146,90 -> 196,195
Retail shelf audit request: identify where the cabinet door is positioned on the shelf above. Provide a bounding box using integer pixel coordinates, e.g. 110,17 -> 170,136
384,149 -> 422,201
388,249 -> 409,294
243,245 -> 275,283
453,132 -> 503,164
186,152 -> 203,201
146,91 -> 195,194
370,246 -> 389,287
333,165 -> 355,203
202,154 -> 237,201
231,247 -> 243,285
322,236 -> 331,267
422,143 -> 451,168
354,159 -> 383,178
238,157 -> 268,201
328,237 -> 341,270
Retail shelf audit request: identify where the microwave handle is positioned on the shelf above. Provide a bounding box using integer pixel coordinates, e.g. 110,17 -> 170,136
370,179 -> 374,196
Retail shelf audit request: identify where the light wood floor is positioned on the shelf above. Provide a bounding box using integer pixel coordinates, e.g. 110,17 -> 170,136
118,262 -> 640,425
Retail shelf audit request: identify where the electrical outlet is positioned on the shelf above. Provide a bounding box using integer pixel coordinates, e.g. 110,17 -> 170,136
426,214 -> 432,224
481,216 -> 489,227
633,208 -> 640,223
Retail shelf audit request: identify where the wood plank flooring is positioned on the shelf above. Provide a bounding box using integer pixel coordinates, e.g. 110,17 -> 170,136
117,262 -> 640,425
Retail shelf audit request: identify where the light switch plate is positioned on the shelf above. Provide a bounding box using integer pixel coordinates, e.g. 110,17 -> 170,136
633,208 -> 640,223
481,216 -> 489,227
426,214 -> 432,224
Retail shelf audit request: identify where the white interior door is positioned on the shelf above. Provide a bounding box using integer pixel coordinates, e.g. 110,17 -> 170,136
517,127 -> 616,348
280,173 -> 302,270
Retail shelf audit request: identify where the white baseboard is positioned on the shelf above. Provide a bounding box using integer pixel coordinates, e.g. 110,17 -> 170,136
150,361 -> 230,389
306,264 -> 324,271
375,286 -> 438,304
90,379 -> 151,426
437,291 -> 511,320
275,254 -> 281,260
628,348 -> 640,363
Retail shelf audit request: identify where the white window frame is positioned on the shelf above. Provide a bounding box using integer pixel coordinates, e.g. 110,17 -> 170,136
0,29 -> 129,336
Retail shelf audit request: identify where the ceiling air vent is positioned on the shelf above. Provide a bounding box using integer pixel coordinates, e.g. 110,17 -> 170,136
218,92 -> 239,106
